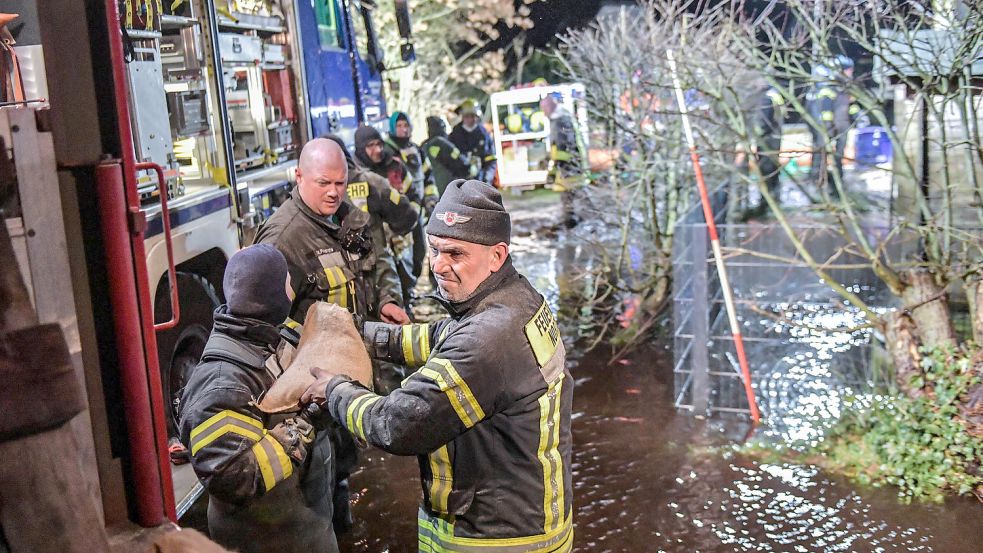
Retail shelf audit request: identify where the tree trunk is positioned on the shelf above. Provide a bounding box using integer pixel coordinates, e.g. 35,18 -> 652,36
900,269 -> 957,349
966,276 -> 983,346
885,311 -> 925,397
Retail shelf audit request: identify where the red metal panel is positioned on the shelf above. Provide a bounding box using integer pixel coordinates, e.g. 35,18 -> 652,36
102,0 -> 176,524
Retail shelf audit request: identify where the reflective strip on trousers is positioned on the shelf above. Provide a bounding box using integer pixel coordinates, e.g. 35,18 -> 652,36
418,509 -> 573,553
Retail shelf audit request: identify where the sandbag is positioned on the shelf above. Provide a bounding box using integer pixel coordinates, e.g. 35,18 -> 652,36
258,302 -> 373,413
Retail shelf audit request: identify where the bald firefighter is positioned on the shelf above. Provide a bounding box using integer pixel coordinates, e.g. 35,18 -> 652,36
302,180 -> 574,552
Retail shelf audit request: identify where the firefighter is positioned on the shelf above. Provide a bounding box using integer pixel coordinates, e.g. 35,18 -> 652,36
254,138 -> 407,326
386,112 -> 439,290
301,179 -> 574,552
540,93 -> 586,228
449,99 -> 497,183
354,124 -> 433,304
179,244 -> 338,553
386,111 -> 439,208
421,115 -> 470,197
253,138 -> 407,533
808,56 -> 855,198
322,133 -> 418,323
752,84 -> 786,213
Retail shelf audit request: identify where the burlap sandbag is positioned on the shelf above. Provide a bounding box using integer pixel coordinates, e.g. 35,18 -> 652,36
257,302 -> 373,414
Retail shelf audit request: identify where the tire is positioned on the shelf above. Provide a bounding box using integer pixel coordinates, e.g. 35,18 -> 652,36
155,271 -> 220,436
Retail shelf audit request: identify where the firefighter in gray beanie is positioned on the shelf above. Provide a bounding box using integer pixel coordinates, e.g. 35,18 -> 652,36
425,179 -> 511,245
302,182 -> 574,550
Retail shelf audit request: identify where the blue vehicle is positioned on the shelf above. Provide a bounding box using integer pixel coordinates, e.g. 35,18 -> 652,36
297,0 -> 392,142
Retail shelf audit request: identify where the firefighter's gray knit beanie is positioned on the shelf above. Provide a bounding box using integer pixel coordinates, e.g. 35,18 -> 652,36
224,244 -> 291,326
426,179 -> 511,245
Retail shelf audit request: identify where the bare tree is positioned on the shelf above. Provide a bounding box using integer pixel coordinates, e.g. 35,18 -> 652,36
557,0 -> 761,344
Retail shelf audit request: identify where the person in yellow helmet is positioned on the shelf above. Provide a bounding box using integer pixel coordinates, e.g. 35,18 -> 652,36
449,99 -> 497,183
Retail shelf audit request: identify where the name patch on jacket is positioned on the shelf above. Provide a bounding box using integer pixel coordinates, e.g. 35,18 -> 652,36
525,300 -> 560,368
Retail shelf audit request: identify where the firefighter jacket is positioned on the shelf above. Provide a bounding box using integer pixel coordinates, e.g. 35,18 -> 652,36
179,309 -> 338,553
422,134 -> 471,197
320,258 -> 574,552
449,122 -> 497,184
253,196 -> 393,324
346,163 -> 419,312
548,106 -> 585,179
387,135 -> 439,208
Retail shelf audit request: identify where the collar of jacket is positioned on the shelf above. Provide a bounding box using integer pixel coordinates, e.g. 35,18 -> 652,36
293,194 -> 368,234
205,306 -> 280,368
433,256 -> 518,317
387,135 -> 412,150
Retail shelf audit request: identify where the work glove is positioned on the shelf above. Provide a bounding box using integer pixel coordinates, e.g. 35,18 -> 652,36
268,418 -> 314,466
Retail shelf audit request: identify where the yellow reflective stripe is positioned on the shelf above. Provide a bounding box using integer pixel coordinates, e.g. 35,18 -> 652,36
428,145 -> 441,158
189,409 -> 264,455
419,367 -> 473,427
427,445 -> 453,513
818,88 -> 837,99
821,111 -> 834,121
402,324 -> 417,366
389,188 -> 401,204
418,511 -> 573,551
538,376 -> 564,532
424,184 -> 439,197
250,433 -> 294,492
345,392 -> 375,433
353,395 -> 382,440
285,318 -> 301,329
417,324 -> 432,361
402,174 -> 412,190
451,149 -> 460,159
324,266 -> 338,288
426,358 -> 485,428
402,324 -> 431,367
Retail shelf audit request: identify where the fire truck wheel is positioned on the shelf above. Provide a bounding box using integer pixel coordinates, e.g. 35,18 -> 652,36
155,271 -> 220,436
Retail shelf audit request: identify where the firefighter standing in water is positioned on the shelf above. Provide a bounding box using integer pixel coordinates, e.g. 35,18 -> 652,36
302,179 -> 574,552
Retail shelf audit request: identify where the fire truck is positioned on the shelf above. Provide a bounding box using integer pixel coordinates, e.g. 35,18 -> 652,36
0,0 -> 414,540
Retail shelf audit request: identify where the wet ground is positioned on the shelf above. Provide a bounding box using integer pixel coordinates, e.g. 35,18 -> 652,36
338,191 -> 982,553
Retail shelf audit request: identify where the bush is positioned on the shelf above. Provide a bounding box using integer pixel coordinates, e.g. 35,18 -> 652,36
815,346 -> 983,502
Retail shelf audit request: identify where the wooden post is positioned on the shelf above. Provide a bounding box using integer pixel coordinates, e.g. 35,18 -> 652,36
0,220 -> 110,552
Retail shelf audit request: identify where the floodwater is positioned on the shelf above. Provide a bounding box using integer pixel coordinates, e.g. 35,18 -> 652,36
338,192 -> 982,552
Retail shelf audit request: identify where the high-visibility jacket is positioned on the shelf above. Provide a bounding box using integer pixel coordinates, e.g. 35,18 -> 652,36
179,310 -> 338,553
321,259 -> 574,552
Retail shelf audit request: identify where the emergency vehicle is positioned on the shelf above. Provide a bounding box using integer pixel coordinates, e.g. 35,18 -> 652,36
2,0 -> 414,527
489,83 -> 588,189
